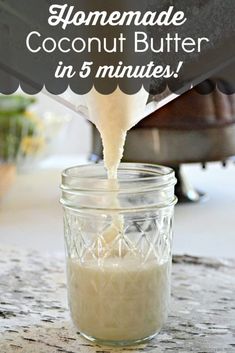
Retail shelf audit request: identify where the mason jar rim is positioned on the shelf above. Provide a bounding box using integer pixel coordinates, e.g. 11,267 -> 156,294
61,163 -> 177,193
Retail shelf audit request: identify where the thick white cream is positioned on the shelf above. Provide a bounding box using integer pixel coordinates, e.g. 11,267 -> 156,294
85,86 -> 149,246
85,87 -> 148,178
67,257 -> 171,342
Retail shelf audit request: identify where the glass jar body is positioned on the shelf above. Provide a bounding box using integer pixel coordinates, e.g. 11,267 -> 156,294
61,164 -> 177,346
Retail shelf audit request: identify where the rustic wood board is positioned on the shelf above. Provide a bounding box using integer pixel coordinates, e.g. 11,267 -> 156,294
0,249 -> 234,353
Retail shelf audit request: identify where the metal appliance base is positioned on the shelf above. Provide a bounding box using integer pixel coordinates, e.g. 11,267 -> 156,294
173,166 -> 206,203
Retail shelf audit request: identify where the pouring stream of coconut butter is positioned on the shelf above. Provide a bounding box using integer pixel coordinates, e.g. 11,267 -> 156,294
85,87 -> 149,249
86,87 -> 149,179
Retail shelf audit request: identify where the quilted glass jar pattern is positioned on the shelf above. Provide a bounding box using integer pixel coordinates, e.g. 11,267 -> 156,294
60,163 -> 177,346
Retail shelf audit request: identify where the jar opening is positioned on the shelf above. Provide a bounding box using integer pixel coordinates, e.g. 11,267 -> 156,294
60,163 -> 177,211
61,163 -> 176,193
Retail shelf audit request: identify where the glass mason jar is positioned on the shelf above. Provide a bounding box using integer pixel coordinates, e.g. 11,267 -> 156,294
60,163 -> 177,346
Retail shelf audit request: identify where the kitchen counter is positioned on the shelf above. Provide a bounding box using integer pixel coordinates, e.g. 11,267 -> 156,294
0,248 -> 235,353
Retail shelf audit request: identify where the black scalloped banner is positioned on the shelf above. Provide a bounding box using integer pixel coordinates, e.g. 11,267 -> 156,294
0,0 -> 235,95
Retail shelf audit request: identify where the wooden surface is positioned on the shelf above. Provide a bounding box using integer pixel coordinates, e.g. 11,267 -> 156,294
0,248 -> 235,353
0,164 -> 16,199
